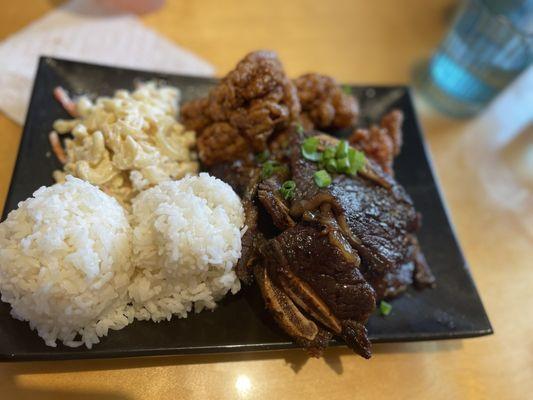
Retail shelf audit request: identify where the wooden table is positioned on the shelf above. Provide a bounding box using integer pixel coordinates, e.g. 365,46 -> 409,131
1,1 -> 531,399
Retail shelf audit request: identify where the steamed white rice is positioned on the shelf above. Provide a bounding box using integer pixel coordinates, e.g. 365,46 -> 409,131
128,173 -> 244,322
0,173 -> 245,348
0,176 -> 133,348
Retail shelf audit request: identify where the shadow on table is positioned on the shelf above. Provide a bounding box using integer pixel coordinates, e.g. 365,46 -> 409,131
0,339 -> 463,398
0,377 -> 131,400
1,339 -> 463,377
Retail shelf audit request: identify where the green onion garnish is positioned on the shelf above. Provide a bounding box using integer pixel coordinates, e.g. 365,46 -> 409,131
336,156 -> 351,173
313,170 -> 332,188
301,136 -> 366,188
302,137 -> 319,152
348,148 -> 366,176
280,180 -> 296,200
256,150 -> 270,164
303,151 -> 321,162
261,161 -> 276,179
380,300 -> 392,316
302,137 -> 321,161
322,146 -> 336,161
262,161 -> 289,179
296,123 -> 304,134
336,140 -> 349,158
325,158 -> 338,173
342,85 -> 352,95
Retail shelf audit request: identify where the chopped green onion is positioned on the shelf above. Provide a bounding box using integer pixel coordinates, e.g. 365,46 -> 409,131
262,161 -> 289,179
380,300 -> 392,316
256,150 -> 270,164
296,123 -> 304,134
325,158 -> 338,173
336,156 -> 351,173
261,161 -> 276,179
303,150 -> 321,161
322,146 -> 336,161
341,85 -> 352,95
302,137 -> 319,152
280,180 -> 296,200
336,140 -> 349,158
314,170 -> 332,188
302,137 -> 321,161
348,148 -> 366,176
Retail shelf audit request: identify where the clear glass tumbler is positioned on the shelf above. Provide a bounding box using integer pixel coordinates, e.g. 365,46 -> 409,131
415,0 -> 533,117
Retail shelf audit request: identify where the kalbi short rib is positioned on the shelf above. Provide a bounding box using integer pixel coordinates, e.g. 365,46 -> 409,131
250,132 -> 433,357
288,133 -> 435,301
258,178 -> 295,230
260,223 -> 376,357
209,131 -> 435,358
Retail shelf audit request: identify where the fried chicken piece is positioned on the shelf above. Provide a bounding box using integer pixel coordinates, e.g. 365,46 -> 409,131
350,126 -> 394,174
294,73 -> 359,130
181,51 -> 300,165
348,109 -> 404,175
229,98 -> 292,150
180,98 -> 211,132
380,109 -> 403,156
197,122 -> 250,165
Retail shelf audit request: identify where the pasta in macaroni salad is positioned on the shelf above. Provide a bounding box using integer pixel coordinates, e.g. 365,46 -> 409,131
51,82 -> 198,206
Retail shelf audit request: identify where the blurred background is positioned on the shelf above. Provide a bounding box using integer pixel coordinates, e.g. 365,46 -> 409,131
0,0 -> 463,82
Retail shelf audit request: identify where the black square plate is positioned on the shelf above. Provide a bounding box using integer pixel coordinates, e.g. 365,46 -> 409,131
0,57 -> 492,361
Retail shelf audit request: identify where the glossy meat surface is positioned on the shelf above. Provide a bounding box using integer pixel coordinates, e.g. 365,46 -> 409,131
288,132 -> 433,299
268,224 -> 376,322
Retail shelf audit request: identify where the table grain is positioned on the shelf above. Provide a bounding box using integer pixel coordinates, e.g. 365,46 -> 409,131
0,1 -> 531,399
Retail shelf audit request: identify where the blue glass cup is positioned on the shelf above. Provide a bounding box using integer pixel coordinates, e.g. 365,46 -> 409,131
415,0 -> 532,117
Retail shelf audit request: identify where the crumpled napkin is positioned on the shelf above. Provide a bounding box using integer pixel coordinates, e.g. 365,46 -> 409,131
0,0 -> 214,124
